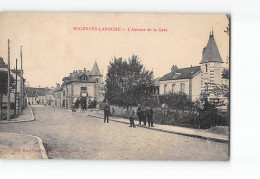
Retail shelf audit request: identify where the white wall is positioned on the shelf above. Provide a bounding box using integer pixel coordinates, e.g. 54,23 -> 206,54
159,79 -> 190,95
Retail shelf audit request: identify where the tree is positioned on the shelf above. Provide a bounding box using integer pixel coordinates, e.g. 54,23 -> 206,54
105,55 -> 154,107
159,92 -> 193,111
0,70 -> 15,120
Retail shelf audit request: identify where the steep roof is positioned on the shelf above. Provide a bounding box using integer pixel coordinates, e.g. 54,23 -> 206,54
159,66 -> 201,81
26,87 -> 51,97
90,61 -> 102,76
62,71 -> 96,85
200,31 -> 223,64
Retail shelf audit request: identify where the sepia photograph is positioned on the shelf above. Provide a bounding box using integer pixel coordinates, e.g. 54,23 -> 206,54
0,12 -> 230,160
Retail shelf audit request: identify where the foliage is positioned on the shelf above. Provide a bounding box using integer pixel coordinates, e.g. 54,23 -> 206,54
88,99 -> 98,108
0,70 -> 15,120
0,70 -> 15,95
105,55 -> 154,107
159,92 -> 193,110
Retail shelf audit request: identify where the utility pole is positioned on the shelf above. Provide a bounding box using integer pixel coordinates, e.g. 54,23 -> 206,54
14,58 -> 18,117
20,46 -> 23,111
7,39 -> 10,121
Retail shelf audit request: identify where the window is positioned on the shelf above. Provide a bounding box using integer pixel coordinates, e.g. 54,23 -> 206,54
164,84 -> 167,94
172,84 -> 175,93
205,85 -> 209,92
80,87 -> 87,97
205,64 -> 208,72
180,83 -> 185,93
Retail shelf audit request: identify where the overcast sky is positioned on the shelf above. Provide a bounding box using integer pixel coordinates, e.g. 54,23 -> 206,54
0,13 -> 229,88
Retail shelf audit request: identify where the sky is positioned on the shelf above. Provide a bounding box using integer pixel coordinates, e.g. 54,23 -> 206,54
0,13 -> 229,88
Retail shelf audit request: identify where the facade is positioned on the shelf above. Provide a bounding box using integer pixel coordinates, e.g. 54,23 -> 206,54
159,65 -> 201,101
0,57 -> 26,115
60,62 -> 104,108
46,88 -> 56,106
25,87 -> 50,105
159,31 -> 228,102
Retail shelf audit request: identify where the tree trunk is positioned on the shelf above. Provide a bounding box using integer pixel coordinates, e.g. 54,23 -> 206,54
0,94 -> 2,120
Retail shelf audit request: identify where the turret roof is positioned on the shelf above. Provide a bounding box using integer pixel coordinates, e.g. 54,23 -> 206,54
90,61 -> 102,76
200,31 -> 223,64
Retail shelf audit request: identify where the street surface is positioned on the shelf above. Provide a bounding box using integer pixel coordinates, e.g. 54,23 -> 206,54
0,105 -> 229,160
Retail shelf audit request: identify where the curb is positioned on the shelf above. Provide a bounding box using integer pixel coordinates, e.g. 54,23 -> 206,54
0,132 -> 48,159
0,106 -> 36,124
24,134 -> 48,159
88,114 -> 229,143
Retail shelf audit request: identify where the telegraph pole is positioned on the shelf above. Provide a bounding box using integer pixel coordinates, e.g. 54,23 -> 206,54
14,58 -> 18,117
7,39 -> 10,120
20,46 -> 23,111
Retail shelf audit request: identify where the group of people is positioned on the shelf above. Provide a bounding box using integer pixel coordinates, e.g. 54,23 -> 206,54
127,104 -> 154,128
72,101 -> 154,128
71,103 -> 87,114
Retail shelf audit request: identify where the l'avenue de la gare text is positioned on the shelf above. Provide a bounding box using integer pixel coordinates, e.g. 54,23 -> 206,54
73,26 -> 168,32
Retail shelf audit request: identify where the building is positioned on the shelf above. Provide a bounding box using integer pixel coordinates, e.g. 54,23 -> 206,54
0,57 -> 26,117
46,88 -> 56,106
159,31 -> 228,102
25,87 -> 50,105
61,62 -> 104,108
53,83 -> 62,108
159,65 -> 201,101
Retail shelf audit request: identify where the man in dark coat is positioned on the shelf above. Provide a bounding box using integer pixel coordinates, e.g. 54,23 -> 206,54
146,107 -> 154,127
104,103 -> 110,123
137,104 -> 142,126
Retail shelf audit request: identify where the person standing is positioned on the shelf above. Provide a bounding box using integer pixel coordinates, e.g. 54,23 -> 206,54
104,102 -> 110,123
137,104 -> 142,126
72,103 -> 76,115
127,106 -> 136,127
146,107 -> 154,127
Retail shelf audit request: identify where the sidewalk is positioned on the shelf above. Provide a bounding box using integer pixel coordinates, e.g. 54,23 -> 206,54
0,132 -> 48,159
88,110 -> 229,143
0,106 -> 35,124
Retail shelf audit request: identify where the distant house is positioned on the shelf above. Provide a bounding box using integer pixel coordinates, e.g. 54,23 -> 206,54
159,31 -> 228,102
46,88 -> 56,106
25,87 -> 50,105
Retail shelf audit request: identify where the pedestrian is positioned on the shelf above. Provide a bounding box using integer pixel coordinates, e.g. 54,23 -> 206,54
146,107 -> 154,127
127,106 -> 136,127
142,107 -> 147,127
137,104 -> 142,126
72,103 -> 76,115
104,102 -> 110,123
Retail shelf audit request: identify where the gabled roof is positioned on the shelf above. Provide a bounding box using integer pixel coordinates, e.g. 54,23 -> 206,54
159,66 -> 201,81
90,61 -> 102,76
26,87 -> 51,97
200,31 -> 223,64
47,88 -> 56,95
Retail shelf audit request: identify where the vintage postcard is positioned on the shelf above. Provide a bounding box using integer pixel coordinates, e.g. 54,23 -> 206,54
0,13 -> 230,160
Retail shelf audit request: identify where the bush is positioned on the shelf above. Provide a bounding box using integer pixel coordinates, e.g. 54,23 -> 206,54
88,99 -> 98,108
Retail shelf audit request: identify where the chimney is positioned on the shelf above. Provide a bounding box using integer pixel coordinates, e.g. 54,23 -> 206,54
171,65 -> 178,73
56,83 -> 60,89
84,68 -> 86,72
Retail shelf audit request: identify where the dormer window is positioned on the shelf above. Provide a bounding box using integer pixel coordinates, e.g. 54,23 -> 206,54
81,76 -> 87,80
95,78 -> 99,83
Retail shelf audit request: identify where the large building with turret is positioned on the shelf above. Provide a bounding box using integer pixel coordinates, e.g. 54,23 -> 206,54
54,62 -> 104,108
